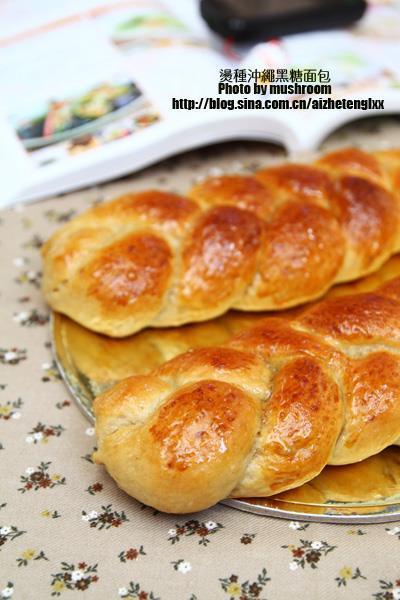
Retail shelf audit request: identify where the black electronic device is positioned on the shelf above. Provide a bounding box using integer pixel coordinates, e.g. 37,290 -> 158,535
200,0 -> 367,41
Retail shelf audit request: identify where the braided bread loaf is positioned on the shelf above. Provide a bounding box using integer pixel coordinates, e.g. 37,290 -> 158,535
42,148 -> 400,336
93,275 -> 400,513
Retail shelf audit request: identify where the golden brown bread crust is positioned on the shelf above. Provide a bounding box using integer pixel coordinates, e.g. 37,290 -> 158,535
93,276 -> 400,513
42,147 -> 400,336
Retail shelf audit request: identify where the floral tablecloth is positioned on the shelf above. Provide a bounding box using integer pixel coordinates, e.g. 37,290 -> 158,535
2,119 -> 400,600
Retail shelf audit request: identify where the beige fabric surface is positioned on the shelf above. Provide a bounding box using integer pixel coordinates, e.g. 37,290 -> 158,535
1,119 -> 400,600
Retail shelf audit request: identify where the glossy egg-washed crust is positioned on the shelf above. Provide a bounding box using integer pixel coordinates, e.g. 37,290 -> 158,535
42,148 -> 400,336
93,276 -> 400,513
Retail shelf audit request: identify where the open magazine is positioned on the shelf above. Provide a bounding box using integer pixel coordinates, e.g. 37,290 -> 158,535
0,0 -> 399,207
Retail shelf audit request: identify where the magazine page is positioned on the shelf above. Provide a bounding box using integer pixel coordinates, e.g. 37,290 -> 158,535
242,1 -> 400,148
0,0 -> 223,206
